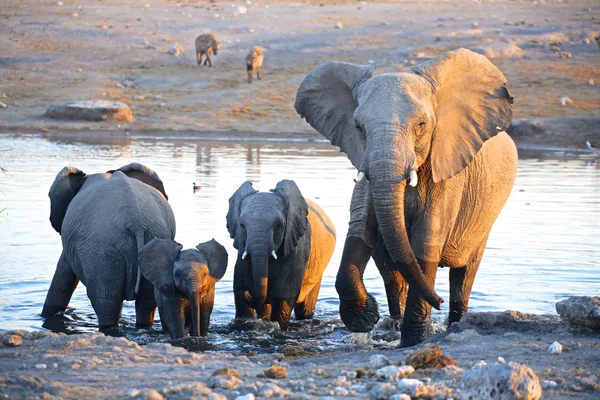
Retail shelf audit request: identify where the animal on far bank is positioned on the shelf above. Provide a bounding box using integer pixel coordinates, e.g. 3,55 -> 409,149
195,33 -> 220,67
246,46 -> 264,83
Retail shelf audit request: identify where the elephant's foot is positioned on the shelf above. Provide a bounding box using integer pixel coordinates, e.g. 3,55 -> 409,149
340,293 -> 380,332
448,300 -> 468,325
377,315 -> 403,332
399,321 -> 433,347
99,324 -> 123,337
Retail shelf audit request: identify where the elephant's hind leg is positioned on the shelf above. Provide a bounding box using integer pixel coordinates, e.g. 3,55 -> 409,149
294,277 -> 322,320
88,282 -> 124,332
448,242 -> 486,325
41,253 -> 79,317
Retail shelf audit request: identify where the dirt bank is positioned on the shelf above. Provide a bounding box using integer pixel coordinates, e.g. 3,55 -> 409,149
1,0 -> 598,147
1,311 -> 599,399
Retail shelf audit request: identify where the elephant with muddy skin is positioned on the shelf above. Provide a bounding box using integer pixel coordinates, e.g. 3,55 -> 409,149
41,163 -> 175,332
138,238 -> 228,339
295,48 -> 518,346
228,180 -> 336,330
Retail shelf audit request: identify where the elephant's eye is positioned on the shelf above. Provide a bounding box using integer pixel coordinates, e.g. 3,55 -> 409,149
418,121 -> 426,130
355,122 -> 366,139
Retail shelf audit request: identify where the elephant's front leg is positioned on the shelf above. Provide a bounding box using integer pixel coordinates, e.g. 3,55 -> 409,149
335,236 -> 379,332
162,297 -> 186,340
372,234 -> 408,327
271,297 -> 297,330
233,257 -> 256,320
41,252 -> 79,317
135,275 -> 157,328
200,287 -> 215,337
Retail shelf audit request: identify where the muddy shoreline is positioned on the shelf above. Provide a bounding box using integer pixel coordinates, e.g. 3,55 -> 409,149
2,310 -> 599,399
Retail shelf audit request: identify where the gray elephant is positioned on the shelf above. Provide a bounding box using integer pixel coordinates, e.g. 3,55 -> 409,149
295,48 -> 518,346
41,163 -> 175,332
138,238 -> 228,339
228,180 -> 336,330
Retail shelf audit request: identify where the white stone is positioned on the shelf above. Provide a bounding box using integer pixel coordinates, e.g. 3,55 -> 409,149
548,341 -> 562,354
369,383 -> 397,400
558,96 -> 573,106
397,378 -> 424,396
589,79 -> 595,86
335,22 -> 343,29
349,384 -> 366,392
208,394 -> 227,400
0,102 -> 7,109
333,386 -> 348,396
541,380 -> 558,389
369,354 -> 390,369
390,395 -> 411,400
462,361 -> 542,400
35,364 -> 47,369
167,42 -> 184,56
376,366 -> 415,381
497,356 -> 506,363
235,5 -> 248,15
127,389 -> 140,397
235,394 -> 255,400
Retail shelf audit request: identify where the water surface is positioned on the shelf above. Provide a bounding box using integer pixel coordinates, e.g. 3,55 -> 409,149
1,134 -> 598,352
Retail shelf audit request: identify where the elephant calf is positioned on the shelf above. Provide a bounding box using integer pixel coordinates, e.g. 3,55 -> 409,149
228,180 -> 336,330
138,238 -> 228,339
195,33 -> 219,67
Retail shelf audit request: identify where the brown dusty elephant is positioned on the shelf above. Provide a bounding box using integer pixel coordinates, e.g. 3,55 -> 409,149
295,48 -> 518,346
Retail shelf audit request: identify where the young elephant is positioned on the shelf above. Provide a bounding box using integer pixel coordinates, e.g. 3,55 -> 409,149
195,33 -> 220,67
138,238 -> 228,339
246,46 -> 264,83
228,180 -> 336,330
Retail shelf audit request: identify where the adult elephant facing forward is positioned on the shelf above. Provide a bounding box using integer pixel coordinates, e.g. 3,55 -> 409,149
41,163 -> 175,332
295,49 -> 518,346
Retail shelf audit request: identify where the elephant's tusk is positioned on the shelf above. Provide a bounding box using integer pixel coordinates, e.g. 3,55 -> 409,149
354,171 -> 365,183
409,170 -> 418,187
271,250 -> 278,260
242,250 -> 248,259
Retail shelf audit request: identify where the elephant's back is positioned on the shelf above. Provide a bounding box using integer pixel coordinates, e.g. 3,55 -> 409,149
298,200 -> 336,302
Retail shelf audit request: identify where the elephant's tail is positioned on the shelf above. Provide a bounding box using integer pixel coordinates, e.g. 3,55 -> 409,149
134,230 -> 145,295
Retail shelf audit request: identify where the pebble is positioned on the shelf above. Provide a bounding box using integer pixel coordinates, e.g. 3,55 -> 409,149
34,364 -> 47,369
376,365 -> 415,381
349,384 -> 366,392
127,389 -> 140,397
335,22 -> 343,29
208,394 -> 227,400
212,367 -> 241,378
558,96 -> 573,106
135,96 -> 145,101
167,42 -> 185,56
208,375 -> 243,389
405,344 -> 456,369
259,365 -> 287,379
369,354 -> 389,369
333,386 -> 348,395
560,52 -> 572,59
235,5 -> 247,15
589,79 -> 595,86
369,383 -> 397,399
548,341 -> 563,354
541,380 -> 558,389
235,394 -> 255,400
397,378 -> 424,396
390,395 -> 411,400
2,335 -> 22,346
497,356 -> 506,363
143,389 -> 163,400
0,102 -> 7,109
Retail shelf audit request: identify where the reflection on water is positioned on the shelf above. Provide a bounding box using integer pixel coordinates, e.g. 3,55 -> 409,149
0,134 -> 598,352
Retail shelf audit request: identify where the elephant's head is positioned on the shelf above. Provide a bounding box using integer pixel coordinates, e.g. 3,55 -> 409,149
227,180 -> 308,309
138,238 -> 228,337
48,163 -> 168,234
295,49 -> 513,310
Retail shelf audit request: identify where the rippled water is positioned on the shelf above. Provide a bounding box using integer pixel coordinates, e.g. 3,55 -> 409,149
1,134 -> 598,352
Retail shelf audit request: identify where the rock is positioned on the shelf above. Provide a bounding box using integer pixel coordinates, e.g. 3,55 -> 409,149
375,366 -> 415,381
471,42 -> 523,59
0,102 -> 7,109
405,344 -> 457,369
335,22 -> 343,29
548,341 -> 562,354
35,364 -> 47,369
282,346 -> 306,357
396,378 -> 424,396
369,354 -> 389,369
541,380 -> 558,389
235,5 -> 247,15
208,394 -> 227,400
556,296 -> 600,330
3,335 -> 23,347
208,375 -> 243,389
235,394 -> 255,400
349,384 -> 366,392
369,383 -> 397,399
167,42 -> 184,56
559,52 -> 572,59
462,361 -> 542,400
333,386 -> 348,395
558,96 -> 573,106
257,382 -> 290,398
390,395 -> 411,400
127,389 -> 140,397
212,367 -> 241,378
143,389 -> 163,400
258,365 -> 287,379
250,353 -> 284,364
44,100 -> 134,122
472,21 -> 479,28
355,368 -> 368,378
589,79 -> 595,86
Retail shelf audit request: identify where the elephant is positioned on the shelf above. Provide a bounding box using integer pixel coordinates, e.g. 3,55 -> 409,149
295,48 -> 518,346
138,238 -> 228,339
227,180 -> 336,330
41,163 -> 176,332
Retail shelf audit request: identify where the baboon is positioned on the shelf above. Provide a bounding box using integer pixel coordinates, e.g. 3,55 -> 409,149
246,46 -> 264,83
195,34 -> 220,67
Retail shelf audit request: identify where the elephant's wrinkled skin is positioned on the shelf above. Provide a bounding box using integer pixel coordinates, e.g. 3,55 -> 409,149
138,238 -> 228,339
228,180 -> 336,330
41,163 -> 175,332
295,49 -> 518,346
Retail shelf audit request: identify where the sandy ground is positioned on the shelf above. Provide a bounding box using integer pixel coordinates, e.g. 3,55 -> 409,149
0,0 -> 599,145
1,311 -> 599,399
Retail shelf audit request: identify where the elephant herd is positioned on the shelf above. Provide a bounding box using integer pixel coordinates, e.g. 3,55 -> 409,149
41,49 -> 518,347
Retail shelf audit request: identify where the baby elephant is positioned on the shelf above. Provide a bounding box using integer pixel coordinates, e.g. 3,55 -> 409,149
195,33 -> 220,67
228,180 -> 336,330
138,238 -> 228,339
246,46 -> 264,83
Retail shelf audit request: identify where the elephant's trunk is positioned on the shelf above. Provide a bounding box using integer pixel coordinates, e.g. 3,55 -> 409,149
189,291 -> 202,336
245,242 -> 270,310
367,139 -> 443,310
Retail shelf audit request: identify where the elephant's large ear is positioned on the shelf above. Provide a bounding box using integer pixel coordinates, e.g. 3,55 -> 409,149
196,239 -> 228,281
270,180 -> 308,257
227,181 -> 257,250
138,238 -> 183,297
295,61 -> 375,170
108,163 -> 169,200
411,48 -> 513,182
48,166 -> 86,234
